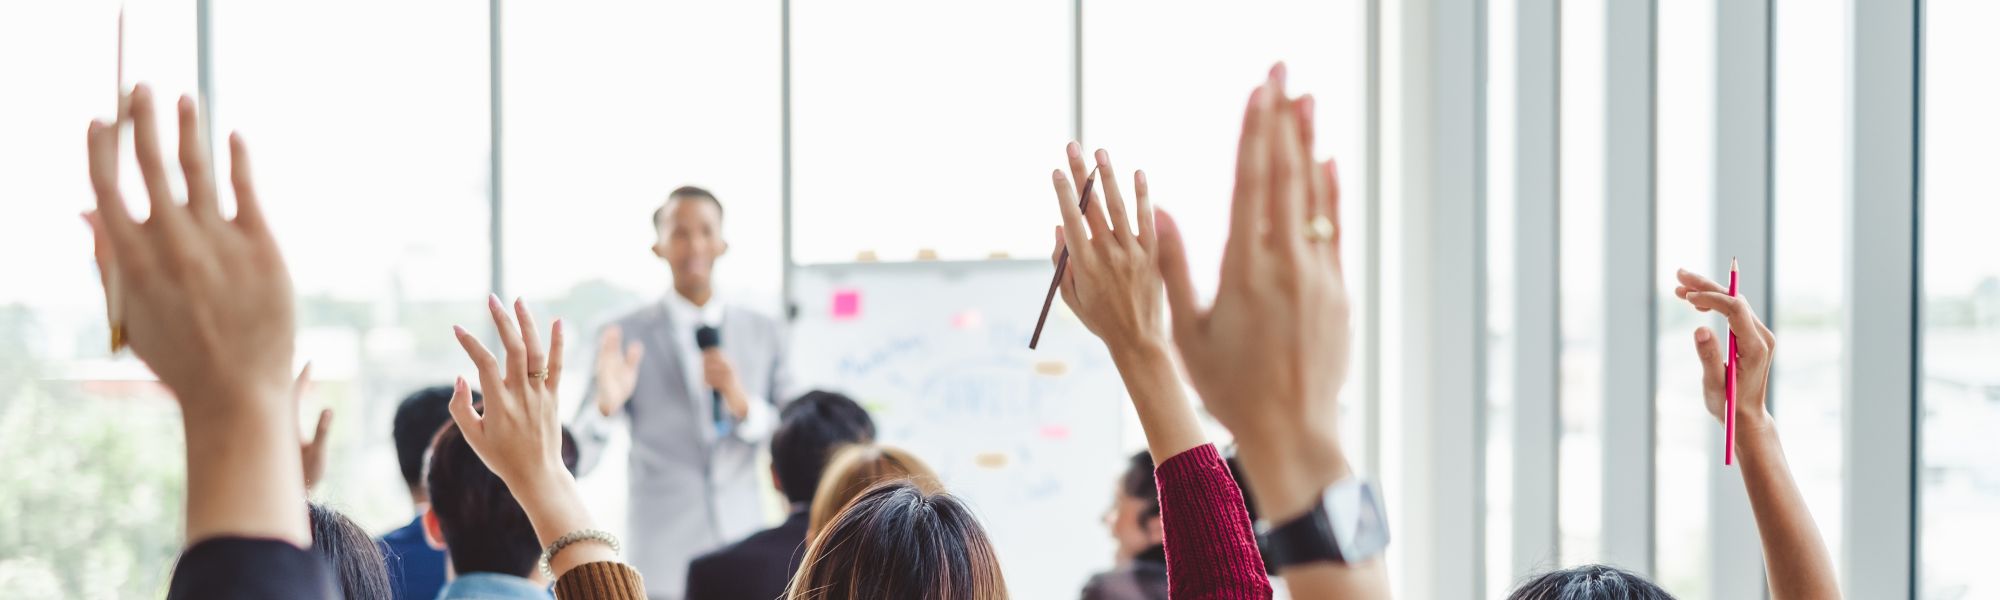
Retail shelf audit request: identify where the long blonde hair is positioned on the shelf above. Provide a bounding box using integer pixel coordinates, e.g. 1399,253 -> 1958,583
806,443 -> 939,539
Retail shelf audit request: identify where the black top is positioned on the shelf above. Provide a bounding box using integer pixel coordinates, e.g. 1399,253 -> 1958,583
685,510 -> 811,600
1080,545 -> 1170,600
168,537 -> 333,600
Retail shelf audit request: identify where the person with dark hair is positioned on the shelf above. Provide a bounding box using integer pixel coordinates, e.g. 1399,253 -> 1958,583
786,480 -> 1006,600
377,384 -> 467,600
1507,564 -> 1674,600
309,503 -> 394,600
422,411 -> 582,599
685,390 -> 876,600
574,185 -> 796,600
1080,451 -> 1168,600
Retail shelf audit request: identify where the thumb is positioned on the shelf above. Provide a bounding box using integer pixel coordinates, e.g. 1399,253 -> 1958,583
1154,208 -> 1201,337
447,375 -> 481,436
1694,327 -> 1726,418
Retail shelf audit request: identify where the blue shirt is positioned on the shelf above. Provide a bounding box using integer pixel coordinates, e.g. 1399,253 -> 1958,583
435,572 -> 554,600
378,515 -> 447,600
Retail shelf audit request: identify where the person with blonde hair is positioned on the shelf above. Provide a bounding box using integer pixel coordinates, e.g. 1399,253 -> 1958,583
805,444 -> 940,540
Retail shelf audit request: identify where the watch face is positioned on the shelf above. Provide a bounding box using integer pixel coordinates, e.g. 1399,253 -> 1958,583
1326,480 -> 1390,562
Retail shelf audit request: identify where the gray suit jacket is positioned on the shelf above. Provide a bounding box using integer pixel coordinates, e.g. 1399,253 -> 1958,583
571,302 -> 793,600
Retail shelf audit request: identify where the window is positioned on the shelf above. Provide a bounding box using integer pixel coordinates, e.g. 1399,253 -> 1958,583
1921,2 -> 2000,597
1557,0 -> 1608,568
790,0 -> 1072,264
210,0 -> 494,535
1485,0 -> 1519,593
0,0 -> 198,596
1770,0 -> 1848,582
499,0 -> 786,540
1652,0 -> 1716,594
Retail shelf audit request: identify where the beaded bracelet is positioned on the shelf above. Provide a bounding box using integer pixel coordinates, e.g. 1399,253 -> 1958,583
539,529 -> 622,579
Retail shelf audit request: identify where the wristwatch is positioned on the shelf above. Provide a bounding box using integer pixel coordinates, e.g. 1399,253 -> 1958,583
1256,477 -> 1389,569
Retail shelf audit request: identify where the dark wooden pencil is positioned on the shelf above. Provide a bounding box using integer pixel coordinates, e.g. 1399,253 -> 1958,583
1029,168 -> 1097,349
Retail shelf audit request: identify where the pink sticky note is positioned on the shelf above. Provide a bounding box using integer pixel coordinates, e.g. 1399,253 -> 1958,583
951,309 -> 983,330
832,289 -> 861,320
1037,424 -> 1070,441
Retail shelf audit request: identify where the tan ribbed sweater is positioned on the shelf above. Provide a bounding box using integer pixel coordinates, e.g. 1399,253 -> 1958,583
554,561 -> 648,600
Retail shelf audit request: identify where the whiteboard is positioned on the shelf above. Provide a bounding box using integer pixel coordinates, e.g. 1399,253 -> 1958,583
790,259 -> 1127,599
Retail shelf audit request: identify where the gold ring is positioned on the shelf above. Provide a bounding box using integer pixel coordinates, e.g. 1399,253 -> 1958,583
110,323 -> 128,353
528,370 -> 549,381
1304,214 -> 1335,243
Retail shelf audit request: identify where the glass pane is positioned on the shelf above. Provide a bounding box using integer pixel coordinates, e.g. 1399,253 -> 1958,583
1771,0 -> 1847,584
211,0 -> 493,534
790,1 -> 1072,264
499,0 -> 786,545
1557,0 -> 1607,568
1653,0 -> 1715,595
1486,0 -> 1518,593
0,1 -> 197,597
1921,2 -> 2000,597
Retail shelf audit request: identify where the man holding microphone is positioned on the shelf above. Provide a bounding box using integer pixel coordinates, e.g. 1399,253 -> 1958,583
571,186 -> 792,600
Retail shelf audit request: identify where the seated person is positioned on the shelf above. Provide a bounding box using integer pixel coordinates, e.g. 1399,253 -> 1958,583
309,503 -> 393,600
685,391 -> 877,600
1081,451 -> 1168,600
806,443 -> 940,540
379,384 -> 462,600
422,416 -> 579,599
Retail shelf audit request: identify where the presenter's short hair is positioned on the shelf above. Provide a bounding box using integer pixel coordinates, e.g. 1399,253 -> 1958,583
654,185 -> 722,231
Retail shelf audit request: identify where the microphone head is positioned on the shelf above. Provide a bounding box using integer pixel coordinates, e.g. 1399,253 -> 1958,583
695,325 -> 721,350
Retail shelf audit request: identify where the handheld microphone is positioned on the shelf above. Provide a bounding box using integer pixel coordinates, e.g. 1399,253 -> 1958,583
695,325 -> 727,434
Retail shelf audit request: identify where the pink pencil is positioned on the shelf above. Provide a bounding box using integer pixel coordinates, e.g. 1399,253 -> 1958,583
1725,258 -> 1739,466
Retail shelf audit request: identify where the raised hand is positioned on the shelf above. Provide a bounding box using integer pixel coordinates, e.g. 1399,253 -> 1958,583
1676,268 -> 1774,431
1049,142 -> 1205,460
451,296 -> 569,487
450,296 -> 619,578
1153,64 -> 1351,523
593,326 -> 645,417
1051,143 -> 1164,352
84,83 -> 307,546
85,85 -> 295,414
294,363 -> 335,492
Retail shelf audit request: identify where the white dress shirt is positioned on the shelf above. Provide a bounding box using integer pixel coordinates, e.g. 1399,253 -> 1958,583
661,293 -> 775,442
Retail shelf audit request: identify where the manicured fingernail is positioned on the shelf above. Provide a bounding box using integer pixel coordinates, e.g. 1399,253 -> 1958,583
453,324 -> 467,336
1067,141 -> 1080,157
1052,169 -> 1065,181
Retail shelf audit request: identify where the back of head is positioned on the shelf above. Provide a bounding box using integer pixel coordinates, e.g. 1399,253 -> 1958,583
771,391 -> 877,506
395,385 -> 472,494
1507,564 -> 1676,600
425,421 -> 580,577
808,443 -> 938,538
309,503 -> 392,600
788,480 -> 1007,600
1119,451 -> 1161,520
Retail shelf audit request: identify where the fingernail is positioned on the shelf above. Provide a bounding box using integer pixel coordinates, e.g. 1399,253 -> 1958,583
1696,328 -> 1712,342
452,324 -> 467,336
1270,62 -> 1286,85
1067,141 -> 1080,157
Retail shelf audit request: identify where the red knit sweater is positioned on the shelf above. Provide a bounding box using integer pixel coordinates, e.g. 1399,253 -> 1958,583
1156,444 -> 1274,599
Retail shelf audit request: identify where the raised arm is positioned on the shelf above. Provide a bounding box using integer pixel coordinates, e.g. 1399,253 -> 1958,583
1677,269 -> 1840,600
1049,142 -> 1270,599
1153,64 -> 1390,598
449,297 -> 645,600
85,84 -> 330,598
